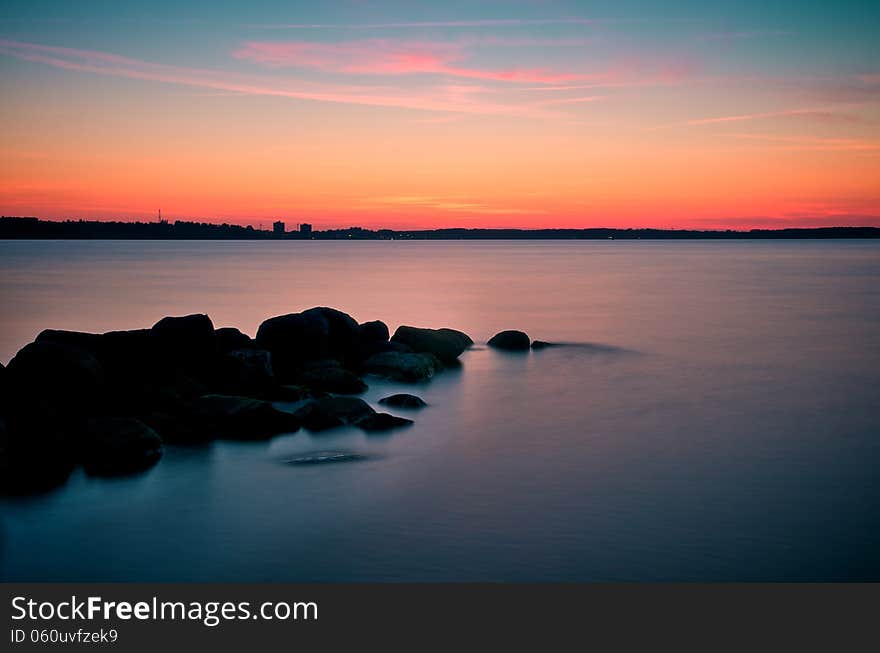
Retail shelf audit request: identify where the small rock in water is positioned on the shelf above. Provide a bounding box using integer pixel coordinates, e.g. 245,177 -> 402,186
530,340 -> 558,350
487,330 -> 531,351
285,451 -> 368,465
362,351 -> 442,382
357,413 -> 413,432
378,393 -> 427,409
81,417 -> 164,477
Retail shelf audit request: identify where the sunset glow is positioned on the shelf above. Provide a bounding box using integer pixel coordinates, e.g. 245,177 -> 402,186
1,1 -> 879,229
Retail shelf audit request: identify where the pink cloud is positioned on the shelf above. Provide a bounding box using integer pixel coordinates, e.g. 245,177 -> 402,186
233,39 -> 585,84
0,39 -> 558,116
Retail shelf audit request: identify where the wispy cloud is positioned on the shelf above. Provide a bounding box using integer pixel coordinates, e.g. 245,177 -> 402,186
233,39 -> 584,84
649,107 -> 842,129
248,18 -> 605,30
0,39 -> 558,116
730,133 -> 880,151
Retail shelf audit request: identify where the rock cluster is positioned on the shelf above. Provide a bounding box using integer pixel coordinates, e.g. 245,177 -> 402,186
0,308 -> 472,495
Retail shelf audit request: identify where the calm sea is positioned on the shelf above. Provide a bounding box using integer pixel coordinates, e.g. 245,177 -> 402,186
1,240 -> 878,581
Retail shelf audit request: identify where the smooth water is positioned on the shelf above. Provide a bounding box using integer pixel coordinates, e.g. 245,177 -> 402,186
1,240 -> 878,581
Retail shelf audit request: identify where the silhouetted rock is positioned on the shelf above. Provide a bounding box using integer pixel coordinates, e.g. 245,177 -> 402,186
36,329 -> 103,355
391,326 -> 472,363
6,340 -> 106,416
80,417 -> 163,477
357,413 -> 413,432
0,417 -> 76,495
265,385 -> 328,402
362,351 -> 443,382
255,307 -> 360,379
488,330 -> 531,351
530,340 -> 558,350
215,327 -> 252,353
152,314 -> 216,370
293,359 -> 367,394
190,394 -> 301,440
358,320 -> 390,345
141,411 -> 207,445
294,396 -> 375,431
218,349 -> 274,395
379,393 -> 427,409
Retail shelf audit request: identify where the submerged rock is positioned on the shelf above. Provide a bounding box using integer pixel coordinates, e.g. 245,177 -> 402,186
379,393 -> 427,409
294,396 -> 375,432
81,417 -> 163,477
362,351 -> 442,382
357,413 -> 413,432
285,451 -> 368,465
530,340 -> 557,349
390,326 -> 472,363
488,330 -> 531,351
190,394 -> 301,440
293,359 -> 367,394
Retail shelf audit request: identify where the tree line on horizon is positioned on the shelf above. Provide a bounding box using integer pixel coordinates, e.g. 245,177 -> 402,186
1,216 -> 878,240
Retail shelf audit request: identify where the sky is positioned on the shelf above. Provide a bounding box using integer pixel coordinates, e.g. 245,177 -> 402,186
1,1 -> 878,230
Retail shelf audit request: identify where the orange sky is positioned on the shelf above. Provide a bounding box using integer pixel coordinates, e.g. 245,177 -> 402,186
1,7 -> 879,229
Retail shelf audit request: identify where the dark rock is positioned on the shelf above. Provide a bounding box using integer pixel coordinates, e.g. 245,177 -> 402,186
265,385 -> 327,402
356,413 -> 413,432
362,351 -> 443,382
379,393 -> 427,409
36,329 -> 103,355
294,396 -> 375,432
285,451 -> 369,465
190,394 -> 301,440
152,314 -> 217,369
6,340 -> 106,416
0,416 -> 76,495
293,359 -> 366,394
358,320 -> 390,345
218,349 -> 274,394
256,307 -> 359,379
141,411 -> 207,445
488,330 -> 531,351
80,417 -> 163,477
390,326 -> 472,363
530,340 -> 558,350
303,307 -> 360,361
215,327 -> 252,353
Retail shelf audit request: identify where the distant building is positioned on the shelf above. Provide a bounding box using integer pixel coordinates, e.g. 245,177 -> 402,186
273,220 -> 285,235
300,223 -> 312,237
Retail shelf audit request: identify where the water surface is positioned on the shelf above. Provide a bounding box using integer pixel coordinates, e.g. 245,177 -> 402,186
1,240 -> 878,580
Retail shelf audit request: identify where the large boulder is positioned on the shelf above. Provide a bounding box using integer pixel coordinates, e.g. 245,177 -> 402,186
152,314 -> 217,370
255,307 -> 359,379
294,396 -> 375,432
189,394 -> 301,440
215,327 -> 253,353
36,329 -> 103,355
80,417 -> 163,477
358,320 -> 389,345
488,330 -> 531,351
0,416 -> 76,495
293,359 -> 366,394
217,349 -> 274,395
379,393 -> 427,409
390,326 -> 472,363
6,340 -> 106,416
362,351 -> 442,382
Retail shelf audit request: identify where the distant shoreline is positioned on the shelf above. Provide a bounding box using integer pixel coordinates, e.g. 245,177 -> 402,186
1,217 -> 878,240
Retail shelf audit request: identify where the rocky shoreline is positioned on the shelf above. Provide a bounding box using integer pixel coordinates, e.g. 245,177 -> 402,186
0,307 -> 540,495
